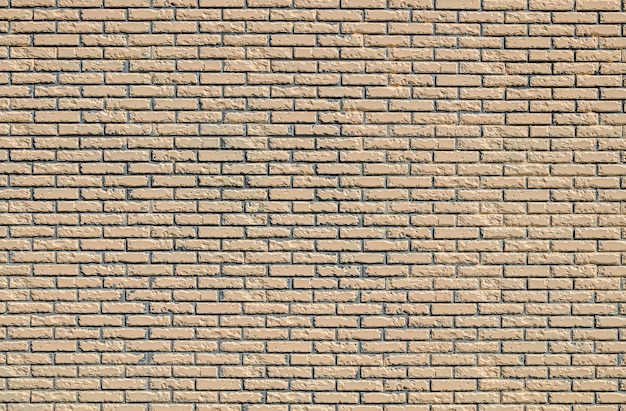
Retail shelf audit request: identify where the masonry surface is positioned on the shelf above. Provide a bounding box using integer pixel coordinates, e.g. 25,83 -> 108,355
3,0 -> 626,410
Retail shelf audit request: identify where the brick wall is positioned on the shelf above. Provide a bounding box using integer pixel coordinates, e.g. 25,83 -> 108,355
3,0 -> 626,410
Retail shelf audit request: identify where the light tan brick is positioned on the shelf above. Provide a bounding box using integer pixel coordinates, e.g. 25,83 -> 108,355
0,0 -> 624,406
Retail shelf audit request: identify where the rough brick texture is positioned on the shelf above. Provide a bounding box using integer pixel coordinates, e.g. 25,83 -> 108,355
3,0 -> 626,410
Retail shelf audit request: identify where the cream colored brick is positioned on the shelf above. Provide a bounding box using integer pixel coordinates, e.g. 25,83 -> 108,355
0,0 -> 624,405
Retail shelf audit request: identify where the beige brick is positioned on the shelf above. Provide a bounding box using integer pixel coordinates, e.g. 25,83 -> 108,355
576,0 -> 620,10
0,0 -> 624,406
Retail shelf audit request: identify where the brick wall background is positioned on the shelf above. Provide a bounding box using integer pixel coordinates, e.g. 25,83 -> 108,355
3,0 -> 626,410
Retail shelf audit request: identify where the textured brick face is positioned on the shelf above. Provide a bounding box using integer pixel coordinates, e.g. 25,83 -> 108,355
3,0 -> 626,136
4,0 -> 626,410
3,137 -> 626,409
